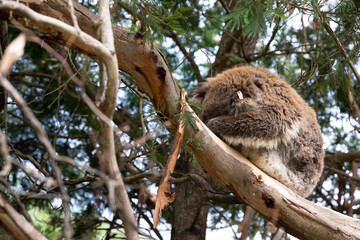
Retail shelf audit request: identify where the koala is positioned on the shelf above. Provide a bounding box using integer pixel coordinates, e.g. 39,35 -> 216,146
194,66 -> 324,197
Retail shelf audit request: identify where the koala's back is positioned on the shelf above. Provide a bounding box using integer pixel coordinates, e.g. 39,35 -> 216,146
195,66 -> 324,197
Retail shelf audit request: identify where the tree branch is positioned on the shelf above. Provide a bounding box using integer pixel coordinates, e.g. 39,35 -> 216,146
166,31 -> 203,83
325,151 -> 360,165
320,13 -> 360,85
0,194 -> 47,240
98,0 -> 138,238
325,166 -> 360,183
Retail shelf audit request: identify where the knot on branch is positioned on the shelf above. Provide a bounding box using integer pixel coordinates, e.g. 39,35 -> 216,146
156,66 -> 166,82
262,193 -> 275,209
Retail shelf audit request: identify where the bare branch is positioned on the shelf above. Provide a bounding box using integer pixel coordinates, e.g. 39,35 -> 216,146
169,32 -> 203,83
49,160 -> 73,240
0,1 -> 113,65
67,0 -> 81,32
325,166 -> 360,183
10,18 -> 116,131
63,176 -> 96,185
0,194 -> 47,240
0,30 -> 58,162
238,206 -> 256,240
325,151 -> 360,165
0,33 -> 26,75
1,51 -> 74,238
206,192 -> 243,204
320,13 -> 360,85
0,178 -> 32,223
95,62 -> 106,105
0,131 -> 11,177
348,89 -> 360,122
0,33 -> 99,220
98,0 -> 138,238
11,148 -> 50,177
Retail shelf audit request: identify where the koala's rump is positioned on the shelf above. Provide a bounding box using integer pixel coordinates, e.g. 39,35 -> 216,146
238,118 -> 324,197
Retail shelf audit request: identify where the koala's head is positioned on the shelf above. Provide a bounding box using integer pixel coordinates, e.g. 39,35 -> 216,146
194,76 -> 261,122
194,79 -> 234,122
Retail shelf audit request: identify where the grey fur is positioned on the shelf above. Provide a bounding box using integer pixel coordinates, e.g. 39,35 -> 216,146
194,66 -> 324,197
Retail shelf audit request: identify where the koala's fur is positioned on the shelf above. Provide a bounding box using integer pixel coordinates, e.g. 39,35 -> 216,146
194,66 -> 324,197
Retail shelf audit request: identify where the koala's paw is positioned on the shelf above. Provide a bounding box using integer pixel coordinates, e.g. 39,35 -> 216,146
233,99 -> 258,115
206,117 -> 224,136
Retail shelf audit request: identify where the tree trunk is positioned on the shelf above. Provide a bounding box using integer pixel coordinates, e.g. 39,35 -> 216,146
171,156 -> 209,240
208,0 -> 258,77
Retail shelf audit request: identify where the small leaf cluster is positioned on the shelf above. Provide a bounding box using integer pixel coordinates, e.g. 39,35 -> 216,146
224,0 -> 285,37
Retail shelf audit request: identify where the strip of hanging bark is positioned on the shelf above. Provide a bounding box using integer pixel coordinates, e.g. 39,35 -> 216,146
153,91 -> 186,229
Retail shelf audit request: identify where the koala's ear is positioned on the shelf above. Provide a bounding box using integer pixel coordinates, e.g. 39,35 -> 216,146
194,82 -> 209,102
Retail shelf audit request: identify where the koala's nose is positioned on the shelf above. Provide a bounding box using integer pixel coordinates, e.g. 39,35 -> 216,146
202,116 -> 208,125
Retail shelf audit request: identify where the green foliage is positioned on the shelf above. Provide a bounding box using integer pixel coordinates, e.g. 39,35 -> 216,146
188,100 -> 203,112
129,0 -> 194,38
224,0 -> 284,37
28,208 -> 62,239
176,110 -> 199,130
183,136 -> 205,169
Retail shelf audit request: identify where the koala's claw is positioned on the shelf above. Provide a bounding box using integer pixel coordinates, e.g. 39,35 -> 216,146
237,90 -> 243,99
